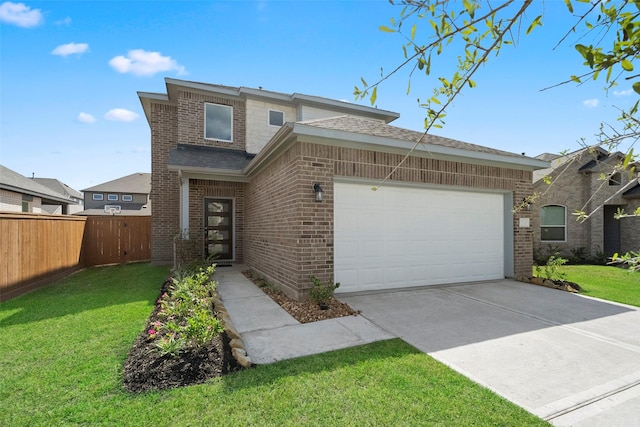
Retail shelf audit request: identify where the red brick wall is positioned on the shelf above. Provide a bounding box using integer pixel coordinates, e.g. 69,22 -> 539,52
150,102 -> 179,264
245,140 -> 534,299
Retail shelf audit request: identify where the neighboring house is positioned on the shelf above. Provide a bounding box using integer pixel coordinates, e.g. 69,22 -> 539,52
32,177 -> 84,214
0,165 -> 78,214
532,147 -> 640,259
139,78 -> 548,299
77,173 -> 151,216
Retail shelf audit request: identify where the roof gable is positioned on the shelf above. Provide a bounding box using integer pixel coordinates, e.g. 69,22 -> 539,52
82,173 -> 151,193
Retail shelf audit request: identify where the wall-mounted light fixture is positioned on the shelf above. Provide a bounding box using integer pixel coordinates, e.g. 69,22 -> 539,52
313,183 -> 324,202
522,197 -> 532,211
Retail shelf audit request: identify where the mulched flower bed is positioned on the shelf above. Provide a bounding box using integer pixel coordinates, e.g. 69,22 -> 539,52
123,278 -> 240,393
242,270 -> 359,323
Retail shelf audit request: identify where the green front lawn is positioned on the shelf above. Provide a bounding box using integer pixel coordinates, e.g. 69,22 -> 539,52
0,263 -> 547,426
560,265 -> 640,307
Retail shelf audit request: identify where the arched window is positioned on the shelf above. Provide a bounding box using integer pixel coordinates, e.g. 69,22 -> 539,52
540,205 -> 566,242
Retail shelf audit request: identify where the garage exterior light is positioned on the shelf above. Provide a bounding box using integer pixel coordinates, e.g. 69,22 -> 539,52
313,183 -> 323,202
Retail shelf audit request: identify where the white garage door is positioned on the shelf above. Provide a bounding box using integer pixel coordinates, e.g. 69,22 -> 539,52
334,181 -> 505,293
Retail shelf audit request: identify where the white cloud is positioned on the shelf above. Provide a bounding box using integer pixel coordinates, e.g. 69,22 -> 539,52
77,112 -> 96,123
583,98 -> 599,108
108,49 -> 187,77
614,89 -> 633,96
0,2 -> 43,27
104,108 -> 139,122
55,16 -> 71,26
52,42 -> 89,57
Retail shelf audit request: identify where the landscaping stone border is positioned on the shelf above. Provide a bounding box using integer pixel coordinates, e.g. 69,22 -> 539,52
518,276 -> 581,293
213,293 -> 253,369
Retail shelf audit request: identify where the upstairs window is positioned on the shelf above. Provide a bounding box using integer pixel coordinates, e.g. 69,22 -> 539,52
93,194 -> 104,201
541,205 -> 566,242
122,194 -> 133,202
205,103 -> 232,142
609,172 -> 621,186
108,194 -> 118,201
268,109 -> 284,127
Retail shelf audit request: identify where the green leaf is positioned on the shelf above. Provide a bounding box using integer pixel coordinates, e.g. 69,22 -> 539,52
360,77 -> 368,87
379,25 -> 395,33
623,148 -> 634,169
411,23 -> 416,41
564,0 -> 574,13
526,15 -> 542,35
621,59 -> 634,71
570,75 -> 582,83
633,81 -> 640,95
370,86 -> 377,106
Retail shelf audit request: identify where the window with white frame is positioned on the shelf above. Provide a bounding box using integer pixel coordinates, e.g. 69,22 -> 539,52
540,205 -> 566,241
93,194 -> 104,201
205,103 -> 233,141
108,194 -> 118,201
268,109 -> 284,127
122,194 -> 133,202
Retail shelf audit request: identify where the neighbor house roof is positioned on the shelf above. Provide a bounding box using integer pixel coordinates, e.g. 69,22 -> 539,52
82,172 -> 151,194
138,78 -> 400,125
0,165 -> 74,204
533,146 -> 638,183
32,178 -> 83,200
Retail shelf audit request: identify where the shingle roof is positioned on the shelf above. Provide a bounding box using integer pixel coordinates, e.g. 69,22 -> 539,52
83,173 -> 151,193
0,165 -> 73,203
299,115 -> 528,160
32,178 -> 83,199
623,183 -> 640,199
168,144 -> 255,171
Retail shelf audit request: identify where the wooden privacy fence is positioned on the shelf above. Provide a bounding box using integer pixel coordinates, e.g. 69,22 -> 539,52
0,213 -> 151,301
82,216 -> 151,266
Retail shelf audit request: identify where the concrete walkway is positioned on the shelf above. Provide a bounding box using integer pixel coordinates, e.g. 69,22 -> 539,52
213,265 -> 393,364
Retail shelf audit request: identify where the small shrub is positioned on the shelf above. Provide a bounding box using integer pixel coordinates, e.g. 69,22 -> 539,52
534,244 -> 563,266
309,276 -> 340,305
568,246 -> 589,264
590,247 -> 608,265
534,255 -> 568,281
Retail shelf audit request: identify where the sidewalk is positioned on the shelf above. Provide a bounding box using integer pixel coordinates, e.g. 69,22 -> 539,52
213,265 -> 394,364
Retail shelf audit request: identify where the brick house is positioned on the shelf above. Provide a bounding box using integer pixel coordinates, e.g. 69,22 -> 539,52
532,147 -> 640,259
139,78 -> 548,299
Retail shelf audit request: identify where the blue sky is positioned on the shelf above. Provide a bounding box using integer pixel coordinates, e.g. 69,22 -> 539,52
1,1 -> 636,192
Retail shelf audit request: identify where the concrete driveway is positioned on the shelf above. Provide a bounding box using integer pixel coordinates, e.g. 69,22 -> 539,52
339,280 -> 640,426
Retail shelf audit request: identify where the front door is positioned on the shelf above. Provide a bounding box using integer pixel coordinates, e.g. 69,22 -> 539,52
204,198 -> 233,260
603,205 -> 621,257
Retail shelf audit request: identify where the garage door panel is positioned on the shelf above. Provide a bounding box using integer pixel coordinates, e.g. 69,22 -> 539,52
335,182 -> 505,293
